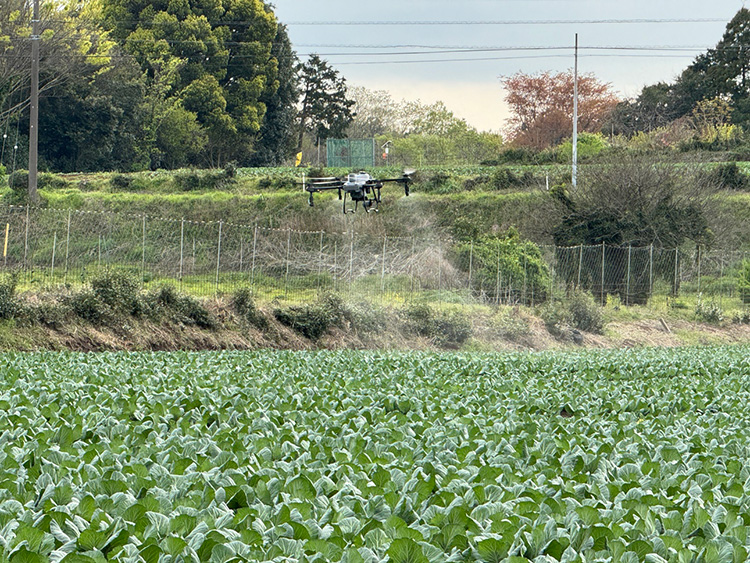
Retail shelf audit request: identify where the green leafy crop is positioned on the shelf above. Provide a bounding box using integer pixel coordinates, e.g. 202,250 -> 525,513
0,347 -> 747,562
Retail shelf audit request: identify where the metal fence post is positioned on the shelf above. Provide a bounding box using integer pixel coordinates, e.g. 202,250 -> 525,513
348,229 -> 354,298
380,234 -> 387,296
179,218 -> 184,288
577,244 -> 583,289
250,226 -> 258,292
64,210 -> 71,285
468,240 -> 474,295
649,243 -> 654,299
284,228 -> 292,299
317,231 -> 324,292
674,247 -> 679,296
697,245 -> 702,295
495,243 -> 501,305
140,214 -> 146,284
215,220 -> 223,295
601,241 -> 605,304
23,204 -> 29,270
626,245 -> 632,306
50,231 -> 57,282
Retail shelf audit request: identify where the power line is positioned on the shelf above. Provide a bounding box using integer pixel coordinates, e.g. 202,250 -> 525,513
283,18 -> 730,26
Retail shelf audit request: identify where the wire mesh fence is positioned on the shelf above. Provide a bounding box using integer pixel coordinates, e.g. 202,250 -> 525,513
0,205 -> 747,309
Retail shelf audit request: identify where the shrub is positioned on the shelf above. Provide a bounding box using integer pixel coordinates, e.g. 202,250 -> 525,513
8,170 -> 28,192
38,173 -> 72,190
0,273 -> 19,320
567,291 -> 604,333
539,300 -> 569,336
452,230 -> 550,304
91,271 -> 142,316
274,303 -> 333,340
402,303 -> 473,348
110,174 -> 133,191
732,309 -> 750,324
737,260 -> 750,304
70,290 -> 107,324
695,300 -> 724,324
708,162 -> 750,191
231,287 -> 267,328
174,169 -> 231,191
146,284 -> 216,328
492,307 -> 531,340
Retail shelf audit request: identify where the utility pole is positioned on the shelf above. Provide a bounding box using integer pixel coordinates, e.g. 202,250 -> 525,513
28,0 -> 40,204
572,33 -> 578,189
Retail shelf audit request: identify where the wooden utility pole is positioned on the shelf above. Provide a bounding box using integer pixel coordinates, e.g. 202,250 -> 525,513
28,0 -> 40,204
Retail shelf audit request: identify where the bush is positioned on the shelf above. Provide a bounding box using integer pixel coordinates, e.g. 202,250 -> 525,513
91,271 -> 142,316
708,162 -> 750,191
38,173 -> 72,190
70,290 -> 107,324
737,259 -> 750,304
230,287 -> 267,328
492,307 -> 531,341
540,291 -> 604,336
174,169 -> 232,191
146,284 -> 216,328
695,299 -> 724,324
402,303 -> 473,348
539,300 -> 569,336
452,230 -> 550,304
110,174 -> 133,191
274,303 -> 334,340
0,273 -> 19,320
567,291 -> 604,333
8,170 -> 27,192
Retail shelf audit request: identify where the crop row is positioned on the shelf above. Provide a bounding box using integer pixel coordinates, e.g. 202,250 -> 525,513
0,347 -> 749,562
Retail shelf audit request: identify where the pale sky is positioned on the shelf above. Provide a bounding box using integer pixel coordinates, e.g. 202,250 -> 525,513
272,0 -> 744,132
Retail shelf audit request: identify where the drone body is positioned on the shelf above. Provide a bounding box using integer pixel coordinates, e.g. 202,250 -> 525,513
304,170 -> 414,213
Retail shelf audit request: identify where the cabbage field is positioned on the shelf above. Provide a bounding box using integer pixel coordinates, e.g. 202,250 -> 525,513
1,347 -> 749,563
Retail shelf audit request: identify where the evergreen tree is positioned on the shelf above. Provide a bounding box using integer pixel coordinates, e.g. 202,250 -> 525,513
250,24 -> 299,166
296,55 -> 355,150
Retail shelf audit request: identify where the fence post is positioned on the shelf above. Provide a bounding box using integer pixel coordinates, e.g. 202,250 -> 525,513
348,229 -> 354,298
333,240 -> 338,292
697,245 -> 702,295
468,240 -> 474,295
649,244 -> 654,299
51,231 -> 57,281
140,214 -> 146,285
674,247 -> 679,296
284,228 -> 292,299
380,234 -> 387,296
23,204 -> 29,269
409,237 -> 416,300
64,210 -> 71,285
495,243 -> 501,305
318,231 -> 324,293
577,244 -> 583,289
719,253 -> 724,307
215,220 -> 223,295
179,218 -> 184,288
601,241 -> 605,304
523,252 -> 528,305
250,226 -> 258,292
626,245 -> 632,306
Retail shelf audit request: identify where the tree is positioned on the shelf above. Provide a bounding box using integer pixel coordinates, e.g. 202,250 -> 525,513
605,83 -> 680,136
250,23 -> 299,166
296,54 -> 354,150
502,71 -> 619,149
102,0 -> 279,166
551,155 -> 716,249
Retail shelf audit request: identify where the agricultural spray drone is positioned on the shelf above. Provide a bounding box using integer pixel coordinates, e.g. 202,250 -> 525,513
303,169 -> 415,213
